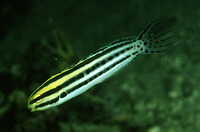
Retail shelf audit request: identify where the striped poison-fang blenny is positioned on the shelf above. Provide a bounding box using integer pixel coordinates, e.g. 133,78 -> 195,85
28,18 -> 177,112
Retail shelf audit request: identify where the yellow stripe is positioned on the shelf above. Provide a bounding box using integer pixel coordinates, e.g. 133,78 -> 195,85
33,57 -> 104,99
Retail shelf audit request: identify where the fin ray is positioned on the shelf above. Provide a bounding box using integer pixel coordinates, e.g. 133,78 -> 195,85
137,17 -> 177,54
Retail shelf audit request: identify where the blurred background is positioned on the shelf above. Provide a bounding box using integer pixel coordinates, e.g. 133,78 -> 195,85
0,0 -> 200,132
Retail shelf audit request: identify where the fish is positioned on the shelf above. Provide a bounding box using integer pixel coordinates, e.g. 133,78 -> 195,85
27,18 -> 177,112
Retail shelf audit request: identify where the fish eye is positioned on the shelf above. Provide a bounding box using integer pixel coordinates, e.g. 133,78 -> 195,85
60,91 -> 67,98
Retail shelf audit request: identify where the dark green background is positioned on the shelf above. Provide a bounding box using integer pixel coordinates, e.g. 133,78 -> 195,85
0,0 -> 199,132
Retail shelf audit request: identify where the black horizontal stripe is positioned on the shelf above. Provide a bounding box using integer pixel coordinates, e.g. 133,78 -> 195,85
30,45 -> 134,105
30,87 -> 60,105
132,51 -> 138,56
67,54 -> 131,94
31,41 -> 134,96
49,47 -> 133,95
29,76 -> 77,105
76,73 -> 84,80
34,54 -> 132,110
35,96 -> 59,110
53,41 -> 133,80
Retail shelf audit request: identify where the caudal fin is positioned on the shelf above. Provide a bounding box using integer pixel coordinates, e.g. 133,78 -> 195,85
136,18 -> 177,54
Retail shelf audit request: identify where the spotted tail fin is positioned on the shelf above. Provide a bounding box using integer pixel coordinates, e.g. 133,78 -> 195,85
136,18 -> 177,54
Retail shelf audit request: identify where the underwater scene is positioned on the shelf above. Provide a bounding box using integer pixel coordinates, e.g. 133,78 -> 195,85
0,0 -> 199,132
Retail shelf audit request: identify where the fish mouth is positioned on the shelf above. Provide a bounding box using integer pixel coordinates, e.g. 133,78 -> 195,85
27,104 -> 35,112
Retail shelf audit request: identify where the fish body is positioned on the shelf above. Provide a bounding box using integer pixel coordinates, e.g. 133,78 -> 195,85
28,18 -> 176,112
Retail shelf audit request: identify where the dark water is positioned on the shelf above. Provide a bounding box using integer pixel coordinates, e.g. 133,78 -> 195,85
0,0 -> 199,132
